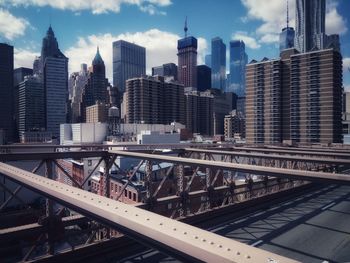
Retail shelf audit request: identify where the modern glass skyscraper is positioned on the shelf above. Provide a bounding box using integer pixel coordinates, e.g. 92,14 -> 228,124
280,0 -> 295,53
177,36 -> 198,88
112,40 -> 146,93
228,40 -> 248,97
41,26 -> 69,138
205,54 -> 211,68
211,37 -> 226,91
295,0 -> 326,53
0,43 -> 14,142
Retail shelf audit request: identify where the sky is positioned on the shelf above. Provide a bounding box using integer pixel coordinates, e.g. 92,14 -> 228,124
0,0 -> 349,89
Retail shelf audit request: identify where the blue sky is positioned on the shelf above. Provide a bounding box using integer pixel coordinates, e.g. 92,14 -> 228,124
0,0 -> 349,88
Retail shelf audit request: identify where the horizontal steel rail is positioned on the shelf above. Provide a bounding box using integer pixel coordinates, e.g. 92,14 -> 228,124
0,151 -> 108,161
0,162 -> 298,263
110,150 -> 350,184
183,148 -> 350,166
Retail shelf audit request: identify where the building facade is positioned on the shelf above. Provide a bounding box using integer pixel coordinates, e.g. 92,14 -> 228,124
246,48 -> 343,145
224,110 -> 246,139
197,65 -> 211,91
152,63 -> 177,80
112,40 -> 146,93
211,37 -> 226,91
125,76 -> 185,125
18,76 -> 45,136
41,26 -> 68,138
177,36 -> 198,88
86,102 -> 109,123
0,43 -> 14,143
228,40 -> 248,97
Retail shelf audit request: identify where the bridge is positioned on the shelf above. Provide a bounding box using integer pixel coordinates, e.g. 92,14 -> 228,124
0,144 -> 349,262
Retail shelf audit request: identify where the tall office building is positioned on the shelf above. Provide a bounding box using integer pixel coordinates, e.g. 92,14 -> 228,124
205,54 -> 211,68
41,26 -> 68,138
69,64 -> 89,123
112,40 -> 146,93
177,19 -> 198,88
152,63 -> 178,80
228,40 -> 248,96
211,37 -> 226,91
18,76 -> 45,135
0,43 -> 14,143
279,0 -> 295,53
14,67 -> 33,87
197,65 -> 211,91
294,0 -> 338,53
125,76 -> 185,125
246,48 -> 343,144
81,48 -> 109,121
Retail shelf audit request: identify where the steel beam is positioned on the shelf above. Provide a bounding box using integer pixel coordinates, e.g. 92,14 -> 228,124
0,162 -> 298,263
183,148 -> 350,166
0,151 -> 109,161
109,150 -> 350,184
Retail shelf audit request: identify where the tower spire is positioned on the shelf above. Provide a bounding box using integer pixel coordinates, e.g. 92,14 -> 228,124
286,0 -> 289,28
184,16 -> 188,38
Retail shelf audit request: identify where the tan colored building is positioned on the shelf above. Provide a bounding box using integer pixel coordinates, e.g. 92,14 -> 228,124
246,48 -> 342,145
86,102 -> 108,123
125,76 -> 185,125
224,110 -> 245,139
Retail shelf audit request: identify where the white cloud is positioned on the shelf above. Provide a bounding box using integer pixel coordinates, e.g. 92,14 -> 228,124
232,31 -> 261,49
0,8 -> 30,40
14,48 -> 39,68
65,29 -> 208,81
0,0 -> 171,15
139,4 -> 166,15
344,57 -> 350,73
240,0 -> 347,45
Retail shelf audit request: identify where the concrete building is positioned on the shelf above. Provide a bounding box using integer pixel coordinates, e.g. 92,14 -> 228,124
18,75 -> 45,136
211,37 -> 226,91
177,22 -> 197,89
228,40 -> 248,97
136,130 -> 180,144
60,123 -> 108,145
197,65 -> 211,91
41,26 -> 69,138
152,63 -> 177,81
125,76 -> 185,125
0,43 -> 14,143
113,40 -> 146,93
69,64 -> 89,123
185,91 -> 214,136
86,102 -> 109,123
246,48 -> 343,145
224,110 -> 246,139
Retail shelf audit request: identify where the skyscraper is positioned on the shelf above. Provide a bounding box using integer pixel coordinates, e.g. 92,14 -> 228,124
81,48 -> 109,121
152,63 -> 178,80
177,19 -> 198,88
279,0 -> 295,52
295,0 -> 327,52
197,65 -> 211,91
41,26 -> 68,138
0,43 -> 14,143
211,37 -> 226,91
112,40 -> 146,93
228,40 -> 248,96
205,54 -> 211,68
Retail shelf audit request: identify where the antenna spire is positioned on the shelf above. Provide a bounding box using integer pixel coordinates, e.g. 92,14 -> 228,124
286,0 -> 289,28
184,16 -> 188,37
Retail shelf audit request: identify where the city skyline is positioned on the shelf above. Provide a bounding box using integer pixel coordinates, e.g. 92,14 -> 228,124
0,0 -> 349,89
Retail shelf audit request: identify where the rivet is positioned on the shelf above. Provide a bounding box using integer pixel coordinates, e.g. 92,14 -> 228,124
246,255 -> 251,259
183,231 -> 187,235
236,252 -> 241,255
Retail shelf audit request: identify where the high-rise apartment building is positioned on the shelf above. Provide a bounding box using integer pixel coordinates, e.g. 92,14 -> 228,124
0,43 -> 14,143
125,76 -> 185,125
197,65 -> 211,91
228,40 -> 248,96
211,37 -> 226,91
177,20 -> 198,89
113,40 -> 146,93
246,48 -> 343,145
18,76 -> 45,135
41,26 -> 68,138
152,63 -> 177,80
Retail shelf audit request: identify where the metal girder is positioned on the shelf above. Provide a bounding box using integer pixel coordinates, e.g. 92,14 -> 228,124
109,150 -> 350,184
0,151 -> 109,161
183,148 -> 350,166
0,162 -> 299,263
